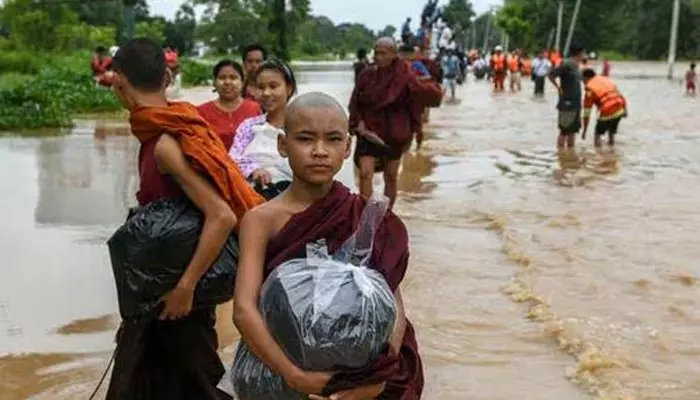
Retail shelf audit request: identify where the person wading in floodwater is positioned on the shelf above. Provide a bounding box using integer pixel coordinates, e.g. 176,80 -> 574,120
349,37 -> 423,206
105,38 -> 264,400
549,44 -> 585,150
234,92 -> 424,400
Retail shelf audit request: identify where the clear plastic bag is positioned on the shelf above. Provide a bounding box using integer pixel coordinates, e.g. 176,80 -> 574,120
224,195 -> 397,399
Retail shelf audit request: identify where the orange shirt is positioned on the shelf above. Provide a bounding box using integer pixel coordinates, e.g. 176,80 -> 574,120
197,99 -> 262,151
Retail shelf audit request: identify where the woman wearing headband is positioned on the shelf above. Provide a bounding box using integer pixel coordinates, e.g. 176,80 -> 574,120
230,59 -> 298,199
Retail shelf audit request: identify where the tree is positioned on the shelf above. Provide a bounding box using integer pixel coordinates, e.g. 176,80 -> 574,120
442,0 -> 476,31
135,20 -> 166,44
164,3 -> 197,54
335,23 -> 375,58
378,25 -> 397,38
495,2 -> 532,49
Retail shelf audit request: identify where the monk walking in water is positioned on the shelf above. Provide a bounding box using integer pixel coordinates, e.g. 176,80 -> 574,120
349,37 -> 423,206
106,38 -> 263,400
234,92 -> 424,400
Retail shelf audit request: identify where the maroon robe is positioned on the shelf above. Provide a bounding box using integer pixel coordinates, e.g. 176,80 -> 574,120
265,182 -> 424,400
349,58 -> 423,168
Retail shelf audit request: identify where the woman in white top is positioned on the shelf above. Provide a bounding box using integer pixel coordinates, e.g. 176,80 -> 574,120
230,59 -> 297,199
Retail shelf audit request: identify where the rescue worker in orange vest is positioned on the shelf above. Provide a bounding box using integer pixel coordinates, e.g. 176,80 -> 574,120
549,49 -> 563,68
490,45 -> 506,92
521,53 -> 532,79
581,68 -> 628,148
508,50 -> 523,92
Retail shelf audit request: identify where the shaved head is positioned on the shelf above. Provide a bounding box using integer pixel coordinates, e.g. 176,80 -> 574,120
279,92 -> 351,183
375,37 -> 397,52
284,92 -> 348,131
374,37 -> 398,68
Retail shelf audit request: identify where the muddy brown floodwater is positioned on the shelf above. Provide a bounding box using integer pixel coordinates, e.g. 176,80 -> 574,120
1,61 -> 700,400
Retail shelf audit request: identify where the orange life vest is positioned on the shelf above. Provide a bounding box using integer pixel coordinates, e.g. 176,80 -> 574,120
586,76 -> 625,117
521,59 -> 532,76
508,56 -> 520,72
492,54 -> 505,72
550,52 -> 562,67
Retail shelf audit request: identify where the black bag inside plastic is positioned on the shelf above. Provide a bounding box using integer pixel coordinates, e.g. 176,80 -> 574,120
221,196 -> 397,400
108,198 -> 239,318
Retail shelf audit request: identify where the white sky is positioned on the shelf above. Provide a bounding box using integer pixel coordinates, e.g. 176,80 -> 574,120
147,0 -> 503,30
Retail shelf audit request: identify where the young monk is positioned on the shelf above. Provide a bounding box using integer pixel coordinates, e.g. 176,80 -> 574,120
106,38 -> 264,400
234,92 -> 424,400
350,37 -> 423,206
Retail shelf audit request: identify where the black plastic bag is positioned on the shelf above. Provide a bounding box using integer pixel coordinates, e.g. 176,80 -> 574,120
220,195 -> 397,399
108,198 -> 239,319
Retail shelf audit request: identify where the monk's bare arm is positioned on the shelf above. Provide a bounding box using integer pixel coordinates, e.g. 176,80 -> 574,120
234,208 -> 301,380
154,134 -> 236,291
390,287 -> 407,353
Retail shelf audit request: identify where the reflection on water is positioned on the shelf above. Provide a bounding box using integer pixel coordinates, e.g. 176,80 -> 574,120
2,62 -> 700,399
34,120 -> 137,227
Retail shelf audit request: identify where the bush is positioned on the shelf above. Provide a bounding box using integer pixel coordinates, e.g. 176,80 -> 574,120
0,67 -> 121,131
180,58 -> 212,87
0,51 -> 44,74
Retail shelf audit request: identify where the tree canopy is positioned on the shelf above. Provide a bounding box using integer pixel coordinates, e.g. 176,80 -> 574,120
488,0 -> 700,59
0,0 -> 380,60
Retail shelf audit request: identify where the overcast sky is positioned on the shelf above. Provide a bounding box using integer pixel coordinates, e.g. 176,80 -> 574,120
147,0 -> 503,30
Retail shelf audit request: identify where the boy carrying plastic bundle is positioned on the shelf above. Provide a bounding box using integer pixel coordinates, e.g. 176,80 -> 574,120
105,38 -> 264,400
233,92 -> 424,400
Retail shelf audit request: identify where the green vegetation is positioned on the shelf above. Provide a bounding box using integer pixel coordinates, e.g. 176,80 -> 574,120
0,0 -> 401,130
0,65 -> 121,131
490,0 -> 700,59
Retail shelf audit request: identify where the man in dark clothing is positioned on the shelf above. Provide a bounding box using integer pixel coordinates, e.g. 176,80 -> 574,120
401,17 -> 412,44
353,48 -> 370,83
549,44 -> 585,149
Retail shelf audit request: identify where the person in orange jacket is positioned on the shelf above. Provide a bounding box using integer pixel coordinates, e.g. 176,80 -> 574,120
549,49 -> 563,68
581,68 -> 627,147
507,50 -> 523,92
490,45 -> 506,92
521,53 -> 532,78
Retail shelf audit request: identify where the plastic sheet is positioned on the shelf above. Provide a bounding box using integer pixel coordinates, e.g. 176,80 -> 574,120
108,198 -> 239,318
224,195 -> 397,399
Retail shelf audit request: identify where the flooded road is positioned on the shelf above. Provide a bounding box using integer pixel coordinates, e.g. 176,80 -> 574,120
1,61 -> 700,399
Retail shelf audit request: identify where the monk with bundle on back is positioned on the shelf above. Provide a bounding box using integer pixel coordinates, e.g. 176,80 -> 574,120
349,37 -> 424,206
106,38 -> 264,400
234,92 -> 424,400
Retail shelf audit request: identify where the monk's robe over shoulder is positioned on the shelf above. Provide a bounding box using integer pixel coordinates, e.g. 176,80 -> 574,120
265,182 -> 424,400
130,102 -> 265,218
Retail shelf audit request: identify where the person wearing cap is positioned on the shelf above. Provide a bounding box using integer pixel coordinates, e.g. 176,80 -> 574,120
164,47 -> 182,98
490,45 -> 506,92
